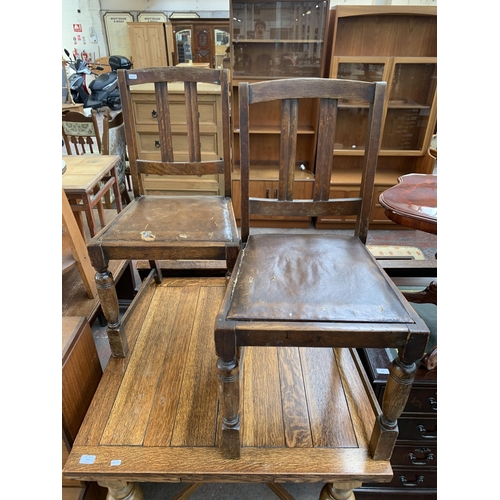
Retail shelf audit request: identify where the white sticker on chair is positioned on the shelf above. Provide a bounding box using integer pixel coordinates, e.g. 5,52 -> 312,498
79,455 -> 96,464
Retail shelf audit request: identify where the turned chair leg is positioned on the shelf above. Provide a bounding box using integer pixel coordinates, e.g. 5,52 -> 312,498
98,480 -> 143,500
217,355 -> 241,458
370,354 -> 417,460
319,481 -> 362,500
95,266 -> 128,357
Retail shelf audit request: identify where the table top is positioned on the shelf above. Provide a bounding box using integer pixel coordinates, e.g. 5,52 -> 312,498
379,174 -> 437,234
62,154 -> 120,192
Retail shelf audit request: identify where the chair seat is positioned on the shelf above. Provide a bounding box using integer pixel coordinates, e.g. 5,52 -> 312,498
227,234 -> 412,323
97,195 -> 237,245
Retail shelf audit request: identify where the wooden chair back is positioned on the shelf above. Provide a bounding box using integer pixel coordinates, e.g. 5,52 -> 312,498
239,78 -> 386,243
62,110 -> 101,155
117,66 -> 231,200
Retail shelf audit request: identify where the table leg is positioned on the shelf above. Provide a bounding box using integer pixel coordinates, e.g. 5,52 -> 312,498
97,480 -> 143,500
320,482 -> 362,500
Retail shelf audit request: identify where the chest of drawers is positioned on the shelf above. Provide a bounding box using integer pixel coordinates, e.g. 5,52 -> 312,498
356,347 -> 437,499
130,82 -> 224,195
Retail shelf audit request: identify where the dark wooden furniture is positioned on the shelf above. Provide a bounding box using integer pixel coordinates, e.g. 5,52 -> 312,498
355,347 -> 437,499
62,316 -> 107,500
379,173 -> 437,369
170,19 -> 230,68
62,154 -> 123,239
64,275 -> 390,500
213,77 -> 429,499
87,66 -> 239,358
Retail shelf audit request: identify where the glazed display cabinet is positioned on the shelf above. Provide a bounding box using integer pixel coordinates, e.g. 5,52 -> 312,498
230,1 -> 330,226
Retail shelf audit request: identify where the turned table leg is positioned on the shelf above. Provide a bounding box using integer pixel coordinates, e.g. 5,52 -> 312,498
319,481 -> 362,500
95,266 -> 128,357
98,480 -> 143,500
217,355 -> 241,458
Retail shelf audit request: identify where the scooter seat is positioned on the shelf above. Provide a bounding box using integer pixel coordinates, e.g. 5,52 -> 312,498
89,73 -> 116,92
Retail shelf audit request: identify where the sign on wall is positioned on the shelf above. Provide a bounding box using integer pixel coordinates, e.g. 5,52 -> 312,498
103,12 -> 134,58
137,12 -> 167,22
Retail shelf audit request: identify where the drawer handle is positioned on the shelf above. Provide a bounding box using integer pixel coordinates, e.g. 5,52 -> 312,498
151,110 -> 158,119
427,397 -> 437,411
417,424 -> 437,439
408,449 -> 434,465
154,140 -> 160,148
265,188 -> 270,198
400,475 -> 424,487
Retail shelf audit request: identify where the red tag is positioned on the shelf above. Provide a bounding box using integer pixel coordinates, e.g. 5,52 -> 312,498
73,24 -> 82,32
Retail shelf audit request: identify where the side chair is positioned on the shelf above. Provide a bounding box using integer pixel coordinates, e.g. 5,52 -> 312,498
87,66 -> 239,357
214,78 -> 430,499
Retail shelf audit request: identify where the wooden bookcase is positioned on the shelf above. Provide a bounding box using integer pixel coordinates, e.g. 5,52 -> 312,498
230,0 -> 330,226
317,5 -> 437,229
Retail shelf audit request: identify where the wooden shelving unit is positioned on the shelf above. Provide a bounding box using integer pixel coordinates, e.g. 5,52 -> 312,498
317,5 -> 437,229
230,0 -> 330,226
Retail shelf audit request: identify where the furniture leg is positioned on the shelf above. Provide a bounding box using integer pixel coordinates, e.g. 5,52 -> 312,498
82,191 -> 97,237
319,482 -> 362,500
369,354 -> 417,460
217,355 -> 241,458
112,167 -> 123,213
97,480 -> 143,500
95,266 -> 129,357
62,189 -> 96,298
402,280 -> 437,305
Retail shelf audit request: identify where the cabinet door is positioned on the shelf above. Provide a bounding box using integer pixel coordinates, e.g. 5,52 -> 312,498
382,58 -> 437,153
128,23 -> 168,69
231,1 -> 329,79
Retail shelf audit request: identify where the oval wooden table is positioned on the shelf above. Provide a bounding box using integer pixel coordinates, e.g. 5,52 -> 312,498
379,174 -> 437,235
379,173 -> 437,369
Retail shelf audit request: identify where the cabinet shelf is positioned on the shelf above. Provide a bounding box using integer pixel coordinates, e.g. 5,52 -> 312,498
234,125 -> 316,134
234,39 -> 323,44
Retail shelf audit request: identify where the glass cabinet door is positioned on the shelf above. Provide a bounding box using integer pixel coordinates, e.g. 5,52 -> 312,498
331,57 -> 390,152
214,28 -> 230,68
175,28 -> 193,64
231,1 -> 329,78
382,59 -> 437,152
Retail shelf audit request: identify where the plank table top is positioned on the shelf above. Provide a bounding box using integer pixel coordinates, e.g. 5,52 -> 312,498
63,275 -> 392,487
62,154 -> 120,193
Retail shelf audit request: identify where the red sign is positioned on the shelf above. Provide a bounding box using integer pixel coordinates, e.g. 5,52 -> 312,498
73,24 -> 82,32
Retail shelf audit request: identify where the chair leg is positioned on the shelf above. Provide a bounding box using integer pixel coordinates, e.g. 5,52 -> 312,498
319,482 -> 362,500
82,192 -> 97,237
369,355 -> 417,460
217,355 -> 241,458
97,480 -> 143,500
94,266 -> 129,357
121,187 -> 131,206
